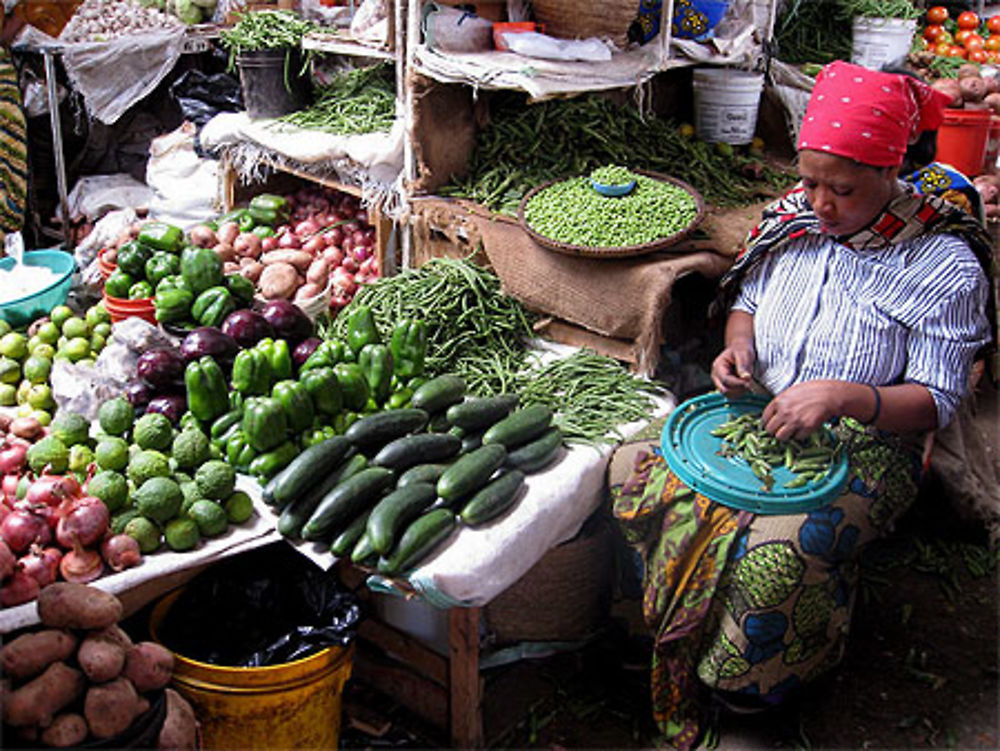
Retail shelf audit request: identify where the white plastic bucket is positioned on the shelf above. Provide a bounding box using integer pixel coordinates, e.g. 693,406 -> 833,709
692,68 -> 765,145
851,17 -> 917,71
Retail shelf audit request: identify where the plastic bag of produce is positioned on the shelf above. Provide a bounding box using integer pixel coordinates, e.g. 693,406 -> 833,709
146,123 -> 219,229
169,69 -> 243,135
421,3 -> 493,53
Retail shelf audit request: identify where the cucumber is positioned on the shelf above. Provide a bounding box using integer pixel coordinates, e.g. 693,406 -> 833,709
397,463 -> 449,488
427,413 -> 452,433
263,436 -> 353,508
301,466 -> 396,542
372,432 -> 461,472
329,509 -> 371,558
351,530 -> 378,565
460,430 -> 484,454
345,408 -> 429,450
277,453 -> 368,539
367,482 -> 438,554
210,409 -> 243,440
482,404 -> 553,449
504,427 -> 563,473
460,470 -> 525,526
377,508 -> 457,577
436,444 -> 507,503
446,394 -> 519,432
410,374 -> 466,414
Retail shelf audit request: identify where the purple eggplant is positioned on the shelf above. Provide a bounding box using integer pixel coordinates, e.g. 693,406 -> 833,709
181,327 -> 239,365
136,348 -> 185,388
292,337 -> 322,367
221,309 -> 274,348
145,394 -> 187,426
124,380 -> 154,410
260,299 -> 313,344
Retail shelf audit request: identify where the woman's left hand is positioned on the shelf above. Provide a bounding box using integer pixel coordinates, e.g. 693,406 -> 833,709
761,380 -> 841,441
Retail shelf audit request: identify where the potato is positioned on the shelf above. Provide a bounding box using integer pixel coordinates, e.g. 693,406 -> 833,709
188,225 -> 217,249
40,713 -> 88,748
261,249 -> 312,271
0,629 -> 78,680
239,260 -> 264,283
123,641 -> 174,692
294,283 -> 323,301
78,630 -> 127,682
2,661 -> 85,727
9,416 -> 43,440
258,262 -> 299,300
85,677 -> 140,739
157,688 -> 199,751
37,583 -> 123,630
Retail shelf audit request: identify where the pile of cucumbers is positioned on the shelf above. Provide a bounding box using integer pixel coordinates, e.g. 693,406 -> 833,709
263,373 -> 564,576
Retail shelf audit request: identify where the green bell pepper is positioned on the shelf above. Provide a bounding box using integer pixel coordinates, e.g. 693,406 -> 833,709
300,367 -> 342,416
300,340 -> 348,373
229,391 -> 244,411
225,430 -> 257,473
145,252 -> 180,288
155,275 -> 190,296
252,225 -> 275,238
249,440 -> 297,479
224,273 -> 255,305
218,208 -> 249,226
242,396 -> 288,452
249,193 -> 289,214
345,305 -> 379,354
104,270 -> 133,299
333,411 -> 359,435
180,246 -> 224,296
358,343 -> 394,404
138,221 -> 183,253
154,288 -> 193,323
301,428 -> 328,448
185,356 -> 230,423
272,379 -> 314,433
257,338 -> 292,381
238,212 -> 256,232
179,411 -> 205,433
248,206 -> 280,227
386,387 -> 413,410
116,241 -> 154,278
128,281 -> 153,300
333,362 -> 370,411
191,286 -> 235,328
231,348 -> 272,395
390,319 -> 427,379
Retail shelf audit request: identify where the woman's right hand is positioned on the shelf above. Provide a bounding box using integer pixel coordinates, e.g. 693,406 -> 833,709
711,339 -> 756,397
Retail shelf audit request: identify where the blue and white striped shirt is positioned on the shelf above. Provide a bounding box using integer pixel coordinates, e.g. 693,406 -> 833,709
732,232 -> 990,427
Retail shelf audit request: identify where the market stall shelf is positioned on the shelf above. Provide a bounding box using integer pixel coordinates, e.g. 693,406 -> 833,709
303,29 -> 395,60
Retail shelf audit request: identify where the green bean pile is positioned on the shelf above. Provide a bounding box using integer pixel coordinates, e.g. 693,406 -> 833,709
774,0 -> 853,65
590,165 -> 636,186
220,10 -> 318,68
841,0 -> 922,20
281,63 -> 397,135
524,173 -> 697,248
711,412 -> 841,491
437,93 -> 793,214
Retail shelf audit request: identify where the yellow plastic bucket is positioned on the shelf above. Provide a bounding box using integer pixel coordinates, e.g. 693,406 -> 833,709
150,588 -> 354,751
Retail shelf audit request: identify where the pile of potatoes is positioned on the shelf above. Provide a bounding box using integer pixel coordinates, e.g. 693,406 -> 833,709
0,582 -> 198,749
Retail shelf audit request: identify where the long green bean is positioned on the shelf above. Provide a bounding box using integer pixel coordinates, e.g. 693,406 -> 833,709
219,10 -> 319,74
280,63 -> 396,135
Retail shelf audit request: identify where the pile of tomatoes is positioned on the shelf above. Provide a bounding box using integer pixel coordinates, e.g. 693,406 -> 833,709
921,6 -> 1000,63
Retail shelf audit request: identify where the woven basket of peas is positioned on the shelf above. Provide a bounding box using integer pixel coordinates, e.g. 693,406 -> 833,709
517,169 -> 705,259
530,0 -> 641,48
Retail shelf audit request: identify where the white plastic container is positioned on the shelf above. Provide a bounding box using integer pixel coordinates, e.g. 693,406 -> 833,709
851,17 -> 917,71
692,68 -> 765,145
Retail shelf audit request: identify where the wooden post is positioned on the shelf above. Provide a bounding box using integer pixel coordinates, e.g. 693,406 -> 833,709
448,606 -> 483,748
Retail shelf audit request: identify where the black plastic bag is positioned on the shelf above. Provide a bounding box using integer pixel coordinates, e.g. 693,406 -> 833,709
155,542 -> 361,667
169,68 -> 243,127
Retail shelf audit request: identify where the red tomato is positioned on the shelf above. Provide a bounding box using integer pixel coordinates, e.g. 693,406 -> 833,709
970,48 -> 989,63
948,44 -> 968,58
957,11 -> 980,30
986,35 -> 1000,51
927,5 -> 949,24
965,33 -> 986,52
988,16 -> 1000,35
935,41 -> 954,56
955,28 -> 973,44
938,29 -> 955,45
924,23 -> 945,41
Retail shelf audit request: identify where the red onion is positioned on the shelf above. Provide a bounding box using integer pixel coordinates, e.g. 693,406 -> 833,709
0,539 -> 15,579
0,443 -> 27,474
101,534 -> 142,572
26,474 -> 82,508
2,474 -> 20,501
278,232 -> 301,250
314,197 -> 330,213
301,236 -> 325,256
341,256 -> 359,274
323,227 -> 344,246
342,236 -> 354,254
56,496 -> 109,549
355,208 -> 369,225
352,246 -> 371,263
331,267 -> 358,296
342,220 -> 360,234
18,545 -> 60,587
59,540 -> 103,584
294,219 -> 320,237
1,509 -> 51,553
323,246 -> 344,267
359,257 -> 378,276
0,568 -> 40,606
339,204 -> 355,220
261,236 -> 279,252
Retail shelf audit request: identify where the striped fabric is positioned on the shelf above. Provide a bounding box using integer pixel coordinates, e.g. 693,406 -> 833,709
733,231 -> 990,427
0,48 -> 26,233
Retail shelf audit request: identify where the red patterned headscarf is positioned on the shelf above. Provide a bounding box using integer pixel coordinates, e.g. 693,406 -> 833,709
797,60 -> 952,167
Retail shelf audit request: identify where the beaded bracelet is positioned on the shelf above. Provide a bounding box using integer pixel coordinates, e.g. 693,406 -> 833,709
864,384 -> 882,425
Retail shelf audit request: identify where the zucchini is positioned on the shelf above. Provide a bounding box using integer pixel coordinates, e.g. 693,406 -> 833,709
397,463 -> 449,488
482,404 -> 553,449
329,509 -> 371,558
460,470 -> 525,526
277,453 -> 367,539
372,432 -> 461,472
377,508 -> 457,577
446,395 -> 519,432
301,466 -> 396,542
367,482 -> 438,554
350,531 -> 378,565
504,427 -> 563,473
263,436 -> 353,508
410,374 -> 466,414
344,408 -> 429,450
436,444 -> 507,503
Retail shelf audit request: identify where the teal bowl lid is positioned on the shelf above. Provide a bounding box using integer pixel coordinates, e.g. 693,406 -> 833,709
660,392 -> 848,515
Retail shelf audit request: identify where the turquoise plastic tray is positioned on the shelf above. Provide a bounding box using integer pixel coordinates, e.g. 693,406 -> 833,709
661,392 -> 848,515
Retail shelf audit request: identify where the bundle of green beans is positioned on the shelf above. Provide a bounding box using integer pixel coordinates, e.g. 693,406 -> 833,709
711,412 -> 841,491
841,0 -> 922,20
437,92 -> 792,214
281,63 -> 397,135
524,172 -> 698,248
774,0 -> 853,65
219,10 -> 318,68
